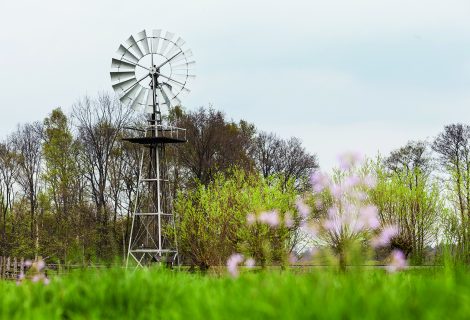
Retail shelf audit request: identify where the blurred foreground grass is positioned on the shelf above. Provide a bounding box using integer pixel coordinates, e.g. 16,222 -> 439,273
1,266 -> 469,319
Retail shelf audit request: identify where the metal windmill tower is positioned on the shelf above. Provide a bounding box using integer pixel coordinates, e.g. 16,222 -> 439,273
110,29 -> 195,267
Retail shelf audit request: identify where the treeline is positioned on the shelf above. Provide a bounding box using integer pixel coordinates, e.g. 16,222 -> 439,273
0,93 -> 318,263
372,129 -> 470,264
174,132 -> 470,268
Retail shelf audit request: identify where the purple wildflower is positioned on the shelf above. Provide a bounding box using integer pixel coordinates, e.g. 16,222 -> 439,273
289,253 -> 298,264
37,260 -> 45,271
359,205 -> 380,230
284,212 -> 294,228
301,223 -> 318,238
338,152 -> 364,171
246,213 -> 256,226
363,175 -> 377,188
371,225 -> 399,248
327,206 -> 339,219
227,253 -> 244,277
315,198 -> 323,209
324,218 -> 341,234
295,197 -> 311,219
352,191 -> 367,201
310,172 -> 330,193
258,211 -> 280,227
344,175 -> 361,189
245,258 -> 255,268
385,249 -> 407,273
330,184 -> 343,199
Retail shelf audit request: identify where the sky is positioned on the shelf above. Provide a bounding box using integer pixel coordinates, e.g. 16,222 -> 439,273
0,0 -> 469,169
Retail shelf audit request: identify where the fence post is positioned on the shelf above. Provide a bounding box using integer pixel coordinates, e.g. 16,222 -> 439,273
20,257 -> 24,275
13,257 -> 17,278
0,256 -> 3,279
6,257 -> 10,278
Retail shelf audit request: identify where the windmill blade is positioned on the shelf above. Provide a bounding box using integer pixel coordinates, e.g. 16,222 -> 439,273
111,58 -> 136,70
119,83 -> 141,103
117,73 -> 150,96
164,36 -> 185,58
116,45 -> 139,64
172,96 -> 182,107
146,88 -> 154,107
159,85 -> 173,107
145,104 -> 153,114
159,73 -> 185,87
125,35 -> 144,59
112,77 -> 137,92
158,31 -> 174,55
172,72 -> 195,79
131,87 -> 146,110
151,29 -> 162,54
175,87 -> 191,97
135,30 -> 150,55
145,89 -> 154,113
184,74 -> 196,86
164,78 -> 184,91
110,71 -> 135,83
172,61 -> 196,70
172,49 -> 193,64
164,45 -> 182,60
128,86 -> 142,110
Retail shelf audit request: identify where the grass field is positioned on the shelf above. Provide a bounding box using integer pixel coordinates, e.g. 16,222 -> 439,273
1,266 -> 469,319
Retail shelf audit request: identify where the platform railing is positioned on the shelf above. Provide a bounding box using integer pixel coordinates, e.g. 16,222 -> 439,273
145,124 -> 187,141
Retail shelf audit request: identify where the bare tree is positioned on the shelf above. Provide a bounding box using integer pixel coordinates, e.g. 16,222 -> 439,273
0,138 -> 19,255
254,133 -> 318,191
386,141 -> 431,176
72,93 -> 132,256
176,107 -> 255,186
12,121 -> 43,255
432,124 -> 470,262
254,132 -> 282,178
381,141 -> 439,263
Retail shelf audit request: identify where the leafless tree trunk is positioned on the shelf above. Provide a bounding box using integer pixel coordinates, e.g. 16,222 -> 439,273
12,122 -> 43,257
0,138 -> 19,255
72,93 -> 132,257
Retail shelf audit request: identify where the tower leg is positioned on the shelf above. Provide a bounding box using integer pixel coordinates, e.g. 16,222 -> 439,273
126,130 -> 179,268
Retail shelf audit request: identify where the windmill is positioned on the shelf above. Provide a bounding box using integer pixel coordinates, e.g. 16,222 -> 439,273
110,29 -> 195,267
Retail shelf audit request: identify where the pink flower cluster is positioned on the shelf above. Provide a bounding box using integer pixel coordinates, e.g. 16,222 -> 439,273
307,152 -> 406,272
17,258 -> 50,286
226,254 -> 256,277
246,210 -> 293,228
227,152 -> 408,276
385,250 -> 407,273
338,152 -> 364,171
371,225 -> 399,248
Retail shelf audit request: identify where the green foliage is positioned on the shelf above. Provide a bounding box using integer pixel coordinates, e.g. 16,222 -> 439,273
371,159 -> 443,264
42,108 -> 78,213
174,169 -> 297,269
1,267 -> 469,319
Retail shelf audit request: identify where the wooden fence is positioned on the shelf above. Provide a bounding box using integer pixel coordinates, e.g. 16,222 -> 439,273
0,256 -> 25,280
0,257 -> 114,280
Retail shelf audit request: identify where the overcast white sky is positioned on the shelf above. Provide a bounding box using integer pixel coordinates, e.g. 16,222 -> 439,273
1,0 -> 469,169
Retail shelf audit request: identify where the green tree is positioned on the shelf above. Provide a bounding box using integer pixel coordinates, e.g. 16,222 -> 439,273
174,169 -> 297,270
372,144 -> 442,264
432,124 -> 470,262
42,108 -> 79,260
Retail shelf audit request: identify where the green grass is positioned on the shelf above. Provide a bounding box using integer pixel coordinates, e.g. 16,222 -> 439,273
1,267 -> 469,319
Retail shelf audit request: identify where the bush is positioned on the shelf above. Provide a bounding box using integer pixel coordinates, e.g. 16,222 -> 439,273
174,169 -> 297,269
